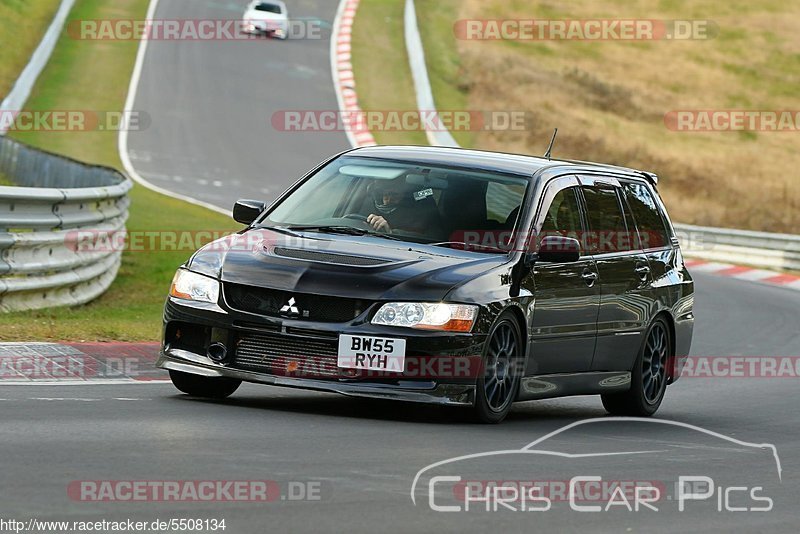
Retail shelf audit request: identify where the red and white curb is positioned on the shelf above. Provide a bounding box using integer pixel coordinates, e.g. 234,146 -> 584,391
331,0 -> 376,148
685,259 -> 800,291
0,342 -> 167,384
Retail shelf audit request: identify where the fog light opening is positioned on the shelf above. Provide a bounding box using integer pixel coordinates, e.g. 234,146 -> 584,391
207,342 -> 228,363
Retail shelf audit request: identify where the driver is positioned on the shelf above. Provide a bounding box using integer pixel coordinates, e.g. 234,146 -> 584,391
366,178 -> 440,235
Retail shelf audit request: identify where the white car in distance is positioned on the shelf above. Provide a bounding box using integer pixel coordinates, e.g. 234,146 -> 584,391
243,0 -> 289,39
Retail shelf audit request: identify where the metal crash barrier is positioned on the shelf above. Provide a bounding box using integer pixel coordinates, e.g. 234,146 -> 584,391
0,136 -> 131,311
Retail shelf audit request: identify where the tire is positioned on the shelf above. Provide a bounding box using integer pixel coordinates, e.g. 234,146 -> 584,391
169,370 -> 241,399
601,316 -> 671,416
472,312 -> 523,423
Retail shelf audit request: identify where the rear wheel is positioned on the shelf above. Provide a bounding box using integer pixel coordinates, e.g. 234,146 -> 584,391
602,317 -> 670,416
169,370 -> 241,399
472,313 -> 522,423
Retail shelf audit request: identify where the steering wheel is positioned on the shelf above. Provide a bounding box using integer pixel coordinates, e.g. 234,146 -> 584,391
342,213 -> 375,231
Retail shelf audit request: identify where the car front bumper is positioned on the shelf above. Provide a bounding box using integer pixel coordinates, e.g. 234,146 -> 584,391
243,21 -> 287,36
158,297 -> 486,407
158,350 -> 475,406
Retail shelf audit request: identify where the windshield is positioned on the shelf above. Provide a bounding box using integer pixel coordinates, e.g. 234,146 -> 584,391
263,156 -> 529,251
254,2 -> 282,13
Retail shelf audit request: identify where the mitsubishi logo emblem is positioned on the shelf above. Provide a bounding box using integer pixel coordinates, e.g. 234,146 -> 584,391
280,297 -> 300,317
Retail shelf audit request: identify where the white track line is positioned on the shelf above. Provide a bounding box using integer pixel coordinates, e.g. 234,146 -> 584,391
118,0 -> 230,216
0,0 -> 78,134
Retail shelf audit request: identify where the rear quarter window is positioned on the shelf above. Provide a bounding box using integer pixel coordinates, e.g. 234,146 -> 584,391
622,182 -> 670,249
581,185 -> 634,253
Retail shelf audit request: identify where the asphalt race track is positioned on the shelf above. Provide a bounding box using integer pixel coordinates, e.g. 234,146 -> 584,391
2,272 -> 799,531
5,0 -> 799,532
125,0 -> 349,211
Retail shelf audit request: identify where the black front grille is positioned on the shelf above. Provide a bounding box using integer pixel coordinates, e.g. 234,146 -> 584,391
224,283 -> 368,322
272,247 -> 390,266
233,332 -> 349,378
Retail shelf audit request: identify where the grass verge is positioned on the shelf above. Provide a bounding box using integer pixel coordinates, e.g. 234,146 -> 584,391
0,0 -> 238,341
350,0 -> 427,145
353,0 -> 800,233
0,0 -> 62,99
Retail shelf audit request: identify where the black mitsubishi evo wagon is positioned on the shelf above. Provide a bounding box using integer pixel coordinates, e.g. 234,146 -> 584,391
158,146 -> 694,423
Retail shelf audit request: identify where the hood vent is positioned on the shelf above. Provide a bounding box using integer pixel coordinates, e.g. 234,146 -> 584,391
272,247 -> 391,266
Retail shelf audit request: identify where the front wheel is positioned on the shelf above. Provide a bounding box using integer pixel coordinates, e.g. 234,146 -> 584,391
169,370 -> 241,399
472,313 -> 523,423
601,317 -> 670,416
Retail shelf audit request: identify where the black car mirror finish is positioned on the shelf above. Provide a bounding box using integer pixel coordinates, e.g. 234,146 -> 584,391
233,199 -> 266,225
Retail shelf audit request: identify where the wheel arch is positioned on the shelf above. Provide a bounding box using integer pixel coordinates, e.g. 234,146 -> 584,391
498,302 -> 529,389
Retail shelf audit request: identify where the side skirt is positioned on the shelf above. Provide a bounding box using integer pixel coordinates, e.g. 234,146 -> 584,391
517,371 -> 631,401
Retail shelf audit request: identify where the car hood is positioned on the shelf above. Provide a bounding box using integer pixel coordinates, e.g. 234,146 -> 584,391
187,228 -> 509,302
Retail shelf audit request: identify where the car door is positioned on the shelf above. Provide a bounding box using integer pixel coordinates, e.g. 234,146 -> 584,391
577,176 -> 654,372
521,176 -> 601,375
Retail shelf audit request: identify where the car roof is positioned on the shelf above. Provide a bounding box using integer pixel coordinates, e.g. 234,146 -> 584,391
347,145 -> 656,184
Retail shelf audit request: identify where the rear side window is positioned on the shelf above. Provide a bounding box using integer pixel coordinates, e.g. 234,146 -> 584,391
622,182 -> 670,249
581,186 -> 633,253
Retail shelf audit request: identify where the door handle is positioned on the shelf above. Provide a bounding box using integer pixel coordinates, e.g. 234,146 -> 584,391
581,270 -> 598,285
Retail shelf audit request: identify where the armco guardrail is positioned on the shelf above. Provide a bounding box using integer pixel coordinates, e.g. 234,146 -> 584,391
0,136 -> 131,311
674,223 -> 800,271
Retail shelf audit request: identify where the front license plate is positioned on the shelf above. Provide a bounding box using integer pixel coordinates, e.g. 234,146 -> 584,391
337,334 -> 406,372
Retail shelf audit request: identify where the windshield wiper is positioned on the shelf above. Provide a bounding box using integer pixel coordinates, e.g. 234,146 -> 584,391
428,241 -> 509,253
252,225 -> 303,237
284,225 -> 404,241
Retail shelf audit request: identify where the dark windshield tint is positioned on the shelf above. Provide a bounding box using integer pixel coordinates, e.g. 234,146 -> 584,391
263,156 -> 529,249
255,3 -> 282,13
623,182 -> 669,249
581,186 -> 632,253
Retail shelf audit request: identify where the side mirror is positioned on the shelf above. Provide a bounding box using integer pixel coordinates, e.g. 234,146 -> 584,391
537,235 -> 581,263
232,199 -> 266,225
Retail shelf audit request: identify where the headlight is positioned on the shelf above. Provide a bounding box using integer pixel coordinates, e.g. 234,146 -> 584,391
372,302 -> 478,332
169,269 -> 219,304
